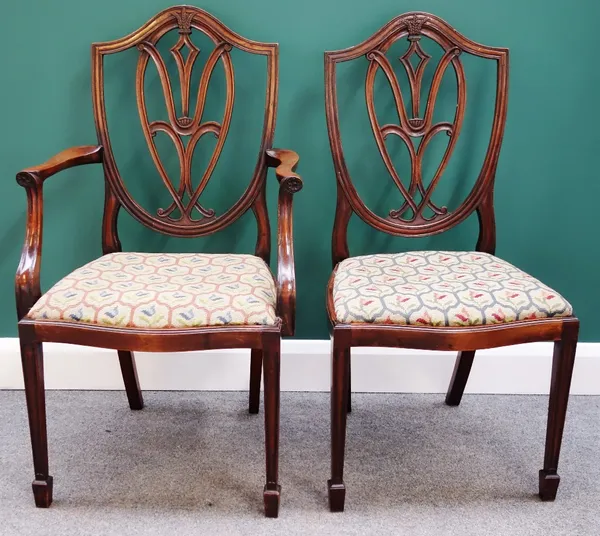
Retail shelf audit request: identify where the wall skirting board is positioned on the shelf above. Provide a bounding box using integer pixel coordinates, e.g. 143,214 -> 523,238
0,339 -> 598,394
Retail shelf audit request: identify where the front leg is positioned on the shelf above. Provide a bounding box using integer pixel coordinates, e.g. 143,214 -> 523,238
539,319 -> 578,500
262,334 -> 281,517
21,339 -> 53,507
328,333 -> 350,512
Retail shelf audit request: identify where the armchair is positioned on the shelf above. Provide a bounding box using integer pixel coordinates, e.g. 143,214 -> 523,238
16,6 -> 302,518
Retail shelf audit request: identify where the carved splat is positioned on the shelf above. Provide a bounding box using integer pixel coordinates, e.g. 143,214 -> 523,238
92,6 -> 278,237
325,11 -> 509,247
365,32 -> 464,224
133,7 -> 237,224
136,34 -> 233,222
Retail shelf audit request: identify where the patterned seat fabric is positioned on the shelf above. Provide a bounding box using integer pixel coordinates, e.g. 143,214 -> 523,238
333,251 -> 572,326
27,253 -> 278,328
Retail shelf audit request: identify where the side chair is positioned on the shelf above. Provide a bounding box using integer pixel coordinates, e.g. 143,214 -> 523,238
324,11 -> 577,511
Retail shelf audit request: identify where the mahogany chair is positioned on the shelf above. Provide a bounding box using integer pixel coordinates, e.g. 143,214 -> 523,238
324,12 -> 577,511
15,6 -> 302,518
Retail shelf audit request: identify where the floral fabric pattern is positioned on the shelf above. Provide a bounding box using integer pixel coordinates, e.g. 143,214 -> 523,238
333,251 -> 573,326
27,253 -> 278,328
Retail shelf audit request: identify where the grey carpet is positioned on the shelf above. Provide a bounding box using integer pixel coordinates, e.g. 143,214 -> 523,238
0,391 -> 599,535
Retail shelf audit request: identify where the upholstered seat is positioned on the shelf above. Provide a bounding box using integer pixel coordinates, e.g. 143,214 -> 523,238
27,252 -> 278,328
333,251 -> 572,326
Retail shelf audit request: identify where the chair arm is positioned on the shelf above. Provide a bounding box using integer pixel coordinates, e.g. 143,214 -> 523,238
18,145 -> 103,182
266,149 -> 303,337
15,145 -> 104,320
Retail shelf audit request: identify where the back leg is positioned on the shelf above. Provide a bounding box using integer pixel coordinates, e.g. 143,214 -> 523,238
346,357 -> 351,413
445,350 -> 476,406
249,349 -> 262,414
118,351 -> 143,410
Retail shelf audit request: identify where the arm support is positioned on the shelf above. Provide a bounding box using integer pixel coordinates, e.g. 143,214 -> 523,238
15,145 -> 103,320
266,149 -> 303,337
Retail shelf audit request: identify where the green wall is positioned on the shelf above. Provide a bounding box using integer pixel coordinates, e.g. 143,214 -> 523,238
2,0 -> 599,340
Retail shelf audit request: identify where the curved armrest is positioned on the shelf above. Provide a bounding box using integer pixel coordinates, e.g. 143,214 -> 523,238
15,145 -> 104,320
266,149 -> 303,337
18,145 -> 103,182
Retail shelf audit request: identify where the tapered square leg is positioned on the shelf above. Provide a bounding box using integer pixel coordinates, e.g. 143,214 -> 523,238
21,340 -> 53,508
539,319 -> 578,501
329,332 -> 350,512
249,349 -> 262,414
262,335 -> 281,517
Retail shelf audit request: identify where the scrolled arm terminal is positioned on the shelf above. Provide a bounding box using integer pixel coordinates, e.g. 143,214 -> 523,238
266,148 -> 303,336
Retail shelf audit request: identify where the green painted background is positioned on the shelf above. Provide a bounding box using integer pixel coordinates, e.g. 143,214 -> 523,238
1,0 -> 599,340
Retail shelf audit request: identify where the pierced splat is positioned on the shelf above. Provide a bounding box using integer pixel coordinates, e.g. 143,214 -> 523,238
364,20 -> 466,225
325,11 -> 509,243
135,9 -> 235,224
92,5 -> 279,237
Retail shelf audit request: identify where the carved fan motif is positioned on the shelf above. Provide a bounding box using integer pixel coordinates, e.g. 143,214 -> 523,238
135,7 -> 235,223
365,14 -> 466,224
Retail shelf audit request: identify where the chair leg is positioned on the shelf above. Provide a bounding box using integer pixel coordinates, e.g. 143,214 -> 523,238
445,350 -> 476,406
539,320 -> 578,501
346,356 -> 351,413
21,340 -> 53,508
328,335 -> 350,512
249,349 -> 262,414
262,336 -> 281,517
118,351 -> 144,410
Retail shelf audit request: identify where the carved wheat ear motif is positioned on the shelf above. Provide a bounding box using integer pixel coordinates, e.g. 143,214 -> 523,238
173,7 -> 194,34
405,14 -> 428,41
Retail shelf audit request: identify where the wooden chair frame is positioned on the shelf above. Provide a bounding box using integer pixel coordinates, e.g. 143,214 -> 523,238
15,6 -> 302,518
324,12 -> 578,511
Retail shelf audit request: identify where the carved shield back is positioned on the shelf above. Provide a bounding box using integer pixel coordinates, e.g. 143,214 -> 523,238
92,6 -> 278,238
325,12 -> 509,245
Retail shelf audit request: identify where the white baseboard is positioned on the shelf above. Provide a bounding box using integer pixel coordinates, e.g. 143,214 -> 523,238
0,339 -> 598,394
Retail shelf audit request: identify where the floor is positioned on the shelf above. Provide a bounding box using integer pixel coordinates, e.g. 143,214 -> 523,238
1,391 -> 598,535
